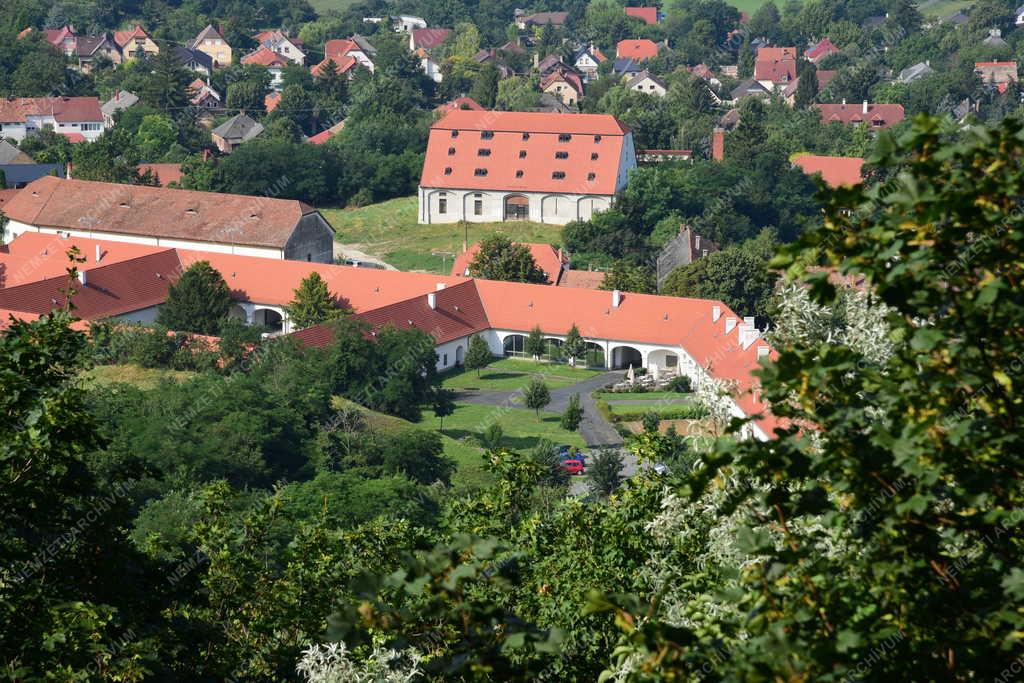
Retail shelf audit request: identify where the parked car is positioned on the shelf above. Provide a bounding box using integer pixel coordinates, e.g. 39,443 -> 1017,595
555,444 -> 572,458
561,459 -> 585,475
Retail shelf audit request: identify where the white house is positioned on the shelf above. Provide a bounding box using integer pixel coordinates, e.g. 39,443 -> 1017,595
394,15 -> 427,32
0,97 -> 105,143
625,70 -> 666,96
418,110 -> 636,225
572,45 -> 607,82
254,30 -> 306,65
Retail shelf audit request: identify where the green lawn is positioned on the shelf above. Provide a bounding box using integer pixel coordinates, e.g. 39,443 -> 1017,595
441,358 -> 605,393
83,364 -> 196,390
918,0 -> 975,17
421,402 -> 587,455
594,390 -> 689,402
322,196 -> 564,274
309,0 -> 361,15
608,400 -> 698,417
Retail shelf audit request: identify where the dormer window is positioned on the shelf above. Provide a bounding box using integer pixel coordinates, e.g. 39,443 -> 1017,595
474,168 -> 488,176
558,133 -> 571,142
591,152 -> 599,160
552,171 -> 565,179
515,169 -> 524,177
519,150 -> 527,158
594,135 -> 602,142
448,147 -> 456,155
481,131 -> 494,139
522,132 -> 530,140
451,130 -> 459,138
444,167 -> 452,175
587,172 -> 596,181
478,148 -> 491,156
555,151 -> 569,159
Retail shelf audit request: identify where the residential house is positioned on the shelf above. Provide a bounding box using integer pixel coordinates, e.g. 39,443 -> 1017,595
418,109 -> 636,225
473,49 -> 514,78
730,78 -> 771,102
191,24 -> 231,68
254,30 -> 305,65
114,26 -> 159,59
780,69 -> 836,105
0,97 -> 105,143
210,114 -> 264,153
171,46 -> 214,75
409,28 -> 451,52
43,26 -> 77,57
975,61 -> 1018,91
394,15 -> 428,33
241,46 -> 290,90
625,6 -> 659,24
804,37 -> 838,63
515,11 -> 569,30
75,34 -> 123,73
307,121 -> 345,145
754,46 -> 797,90
898,61 -> 934,84
537,93 -> 574,112
612,58 -> 644,77
0,140 -> 34,165
688,63 -> 721,88
311,55 -> 359,78
616,39 -> 660,61
541,69 -> 584,106
0,163 -> 65,189
415,49 -> 444,83
101,91 -> 138,127
625,70 -> 666,96
435,97 -> 484,115
537,53 -> 575,77
983,28 -> 1007,48
3,176 -> 335,262
1017,5 -> 1024,26
325,37 -> 375,72
264,92 -> 281,113
815,101 -> 905,129
572,45 -> 607,82
792,154 -> 864,188
655,225 -> 717,286
188,79 -> 221,109
136,163 -> 183,186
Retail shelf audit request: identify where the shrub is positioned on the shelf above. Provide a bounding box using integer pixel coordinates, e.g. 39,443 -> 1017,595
667,375 -> 692,393
609,404 -> 710,423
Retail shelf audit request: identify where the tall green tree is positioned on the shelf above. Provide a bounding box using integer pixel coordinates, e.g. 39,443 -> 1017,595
284,271 -> 342,330
560,393 -> 584,431
794,62 -> 819,109
464,334 -> 494,377
563,323 -> 586,367
468,235 -> 548,283
138,48 -> 191,111
156,261 -> 234,335
525,325 -> 546,360
523,377 -> 551,420
586,447 -> 623,497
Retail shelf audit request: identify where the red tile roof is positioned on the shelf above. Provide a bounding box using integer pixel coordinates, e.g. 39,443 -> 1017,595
435,96 -> 484,115
325,39 -> 358,60
4,176 -> 323,250
754,47 -> 797,83
241,46 -> 289,67
804,37 -> 838,61
113,26 -> 150,47
625,6 -> 659,24
0,188 -> 20,211
411,28 -> 451,51
307,121 -> 345,145
422,110 -> 631,195
815,102 -> 905,129
43,27 -> 75,47
541,69 -> 584,94
311,55 -> 357,76
450,242 -> 566,284
558,269 -> 605,289
0,249 -> 181,320
792,154 -> 864,188
974,61 -> 1018,84
0,232 -> 167,287
616,39 -> 659,60
0,97 -> 103,124
264,91 -> 281,113
137,163 -> 184,186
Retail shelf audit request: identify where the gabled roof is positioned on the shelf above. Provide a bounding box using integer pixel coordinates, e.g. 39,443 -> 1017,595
3,176 -> 320,250
43,27 -> 75,46
815,102 -> 905,128
114,25 -> 151,47
0,140 -> 34,164
211,114 -> 264,142
101,90 -> 139,116
325,38 -> 358,60
0,163 -> 64,186
311,55 -> 358,76
435,96 -> 484,115
351,34 -> 377,55
356,279 -> 490,344
76,34 -> 118,57
898,61 -> 934,83
188,79 -> 221,105
192,24 -> 225,46
137,163 -> 184,186
625,6 -> 659,24
241,46 -> 289,67
541,69 -> 583,94
522,11 -> 568,25
731,78 -> 770,99
0,232 -> 167,286
307,121 -> 345,145
573,46 -> 607,64
612,58 -> 643,75
0,97 -> 103,124
780,69 -> 836,98
264,91 -> 281,113
616,39 -> 659,60
171,45 -> 214,72
792,154 -> 864,188
754,46 -> 797,83
410,28 -> 451,51
804,37 -> 838,61
422,110 -> 630,195
625,70 -> 665,90
450,242 -> 567,284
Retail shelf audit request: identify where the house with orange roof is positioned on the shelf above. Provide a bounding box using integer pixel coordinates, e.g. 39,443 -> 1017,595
188,78 -> 221,108
310,55 -> 359,78
264,91 -> 281,113
616,39 -> 660,61
625,6 -> 659,24
541,69 -> 584,106
754,46 -> 797,90
42,26 -> 78,57
435,97 -> 484,115
114,26 -> 159,60
974,61 -> 1017,92
241,46 -> 290,89
324,37 -> 376,73
815,101 -> 904,129
804,37 -> 838,63
0,97 -> 105,143
792,154 -> 864,188
3,176 -> 335,262
307,121 -> 345,145
137,163 -> 184,187
253,30 -> 305,65
418,110 -> 636,225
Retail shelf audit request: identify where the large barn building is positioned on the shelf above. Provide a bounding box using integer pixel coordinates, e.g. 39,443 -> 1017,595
3,176 -> 335,262
418,110 -> 636,225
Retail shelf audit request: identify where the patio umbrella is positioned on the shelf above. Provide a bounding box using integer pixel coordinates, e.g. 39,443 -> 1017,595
626,364 -> 635,384
651,364 -> 660,382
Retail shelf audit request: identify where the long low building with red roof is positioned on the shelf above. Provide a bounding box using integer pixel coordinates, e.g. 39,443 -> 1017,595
0,231 -> 779,439
419,110 -> 637,225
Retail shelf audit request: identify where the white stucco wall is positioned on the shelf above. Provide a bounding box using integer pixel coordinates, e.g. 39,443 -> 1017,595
418,188 -> 614,225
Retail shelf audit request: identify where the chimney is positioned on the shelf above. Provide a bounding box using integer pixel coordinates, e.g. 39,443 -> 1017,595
725,317 -> 737,333
842,98 -> 847,107
612,289 -> 622,307
712,305 -> 721,322
711,127 -> 725,162
862,100 -> 869,114
757,346 -> 770,359
95,244 -> 101,263
428,292 -> 437,309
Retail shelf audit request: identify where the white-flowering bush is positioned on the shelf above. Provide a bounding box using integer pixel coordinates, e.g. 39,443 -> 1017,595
296,642 -> 424,683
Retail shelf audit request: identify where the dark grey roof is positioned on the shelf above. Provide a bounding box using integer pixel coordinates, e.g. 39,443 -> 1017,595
731,78 -> 770,100
0,140 -> 34,164
0,163 -> 65,188
101,91 -> 139,116
212,113 -> 264,142
612,58 -> 642,76
76,34 -> 115,57
898,61 -> 934,83
192,24 -> 224,48
172,46 -> 214,72
351,34 -> 377,56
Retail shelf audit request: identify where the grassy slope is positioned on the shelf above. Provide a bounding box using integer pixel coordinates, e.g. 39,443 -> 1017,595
419,402 -> 588,454
84,364 -> 196,390
441,358 -> 604,393
322,196 -> 563,274
727,0 -> 971,16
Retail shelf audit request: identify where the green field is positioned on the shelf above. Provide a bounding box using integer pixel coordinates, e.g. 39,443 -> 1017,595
441,358 -> 604,393
309,0 -> 361,15
420,402 -> 587,454
918,0 -> 975,17
84,364 -> 196,390
322,196 -> 563,274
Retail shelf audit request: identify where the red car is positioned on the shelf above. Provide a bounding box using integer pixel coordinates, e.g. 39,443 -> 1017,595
561,459 -> 585,475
